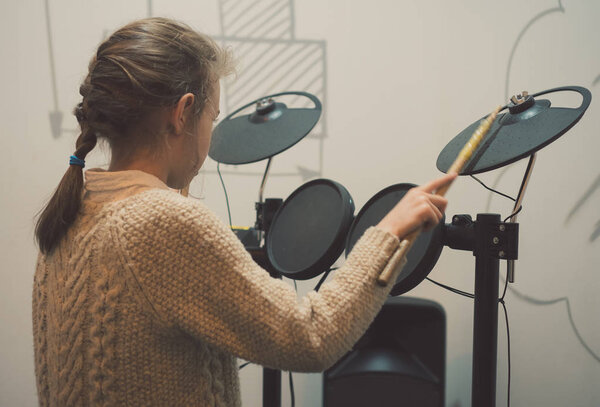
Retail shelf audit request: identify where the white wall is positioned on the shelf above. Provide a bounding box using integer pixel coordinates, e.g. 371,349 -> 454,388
1,1 -> 599,406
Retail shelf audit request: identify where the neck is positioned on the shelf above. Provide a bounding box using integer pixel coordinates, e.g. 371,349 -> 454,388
108,153 -> 169,185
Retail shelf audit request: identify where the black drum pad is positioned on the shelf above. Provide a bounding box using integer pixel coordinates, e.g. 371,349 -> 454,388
346,184 -> 444,296
267,179 -> 354,280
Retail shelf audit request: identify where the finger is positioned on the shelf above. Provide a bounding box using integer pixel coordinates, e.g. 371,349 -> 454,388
427,199 -> 443,222
420,172 -> 457,193
427,194 -> 449,212
421,172 -> 457,193
421,203 -> 442,231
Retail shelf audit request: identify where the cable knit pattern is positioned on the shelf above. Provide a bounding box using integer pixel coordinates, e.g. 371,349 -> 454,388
88,262 -> 122,406
32,256 -> 49,407
32,168 -> 406,406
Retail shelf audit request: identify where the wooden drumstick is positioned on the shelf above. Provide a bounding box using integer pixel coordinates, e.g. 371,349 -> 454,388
377,105 -> 502,286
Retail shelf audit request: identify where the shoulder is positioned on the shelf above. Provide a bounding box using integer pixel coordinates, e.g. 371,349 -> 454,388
102,188 -> 233,250
102,188 -> 254,280
106,189 -> 219,228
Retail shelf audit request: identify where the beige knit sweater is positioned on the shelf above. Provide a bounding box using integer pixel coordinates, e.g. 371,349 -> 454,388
32,169 -> 405,406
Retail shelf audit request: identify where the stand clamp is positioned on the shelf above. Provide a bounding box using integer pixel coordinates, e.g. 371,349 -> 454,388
255,198 -> 283,235
474,218 -> 518,261
444,214 -> 518,260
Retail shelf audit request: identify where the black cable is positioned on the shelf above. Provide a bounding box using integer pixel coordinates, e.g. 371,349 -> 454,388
498,264 -> 511,407
314,267 -> 338,292
500,266 -> 509,302
499,267 -> 511,407
425,277 -> 474,299
217,162 -> 233,229
288,371 -> 295,407
499,300 -> 511,407
314,271 -> 330,292
470,175 -> 517,202
503,205 -> 522,223
238,361 -> 251,370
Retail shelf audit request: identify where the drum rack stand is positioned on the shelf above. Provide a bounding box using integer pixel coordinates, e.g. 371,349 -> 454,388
444,153 -> 533,407
444,213 -> 519,407
240,191 -> 284,407
245,155 -> 526,407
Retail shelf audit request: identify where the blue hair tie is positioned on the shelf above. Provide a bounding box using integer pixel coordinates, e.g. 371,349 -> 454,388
69,155 -> 85,168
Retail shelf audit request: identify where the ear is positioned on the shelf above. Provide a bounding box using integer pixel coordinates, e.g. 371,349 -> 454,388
170,93 -> 196,135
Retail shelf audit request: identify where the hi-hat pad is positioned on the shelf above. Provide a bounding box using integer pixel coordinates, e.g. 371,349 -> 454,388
346,184 -> 445,296
437,86 -> 592,175
267,179 -> 354,280
209,91 -> 322,165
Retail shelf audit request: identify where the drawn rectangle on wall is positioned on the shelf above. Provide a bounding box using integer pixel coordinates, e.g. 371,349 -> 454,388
217,37 -> 327,140
219,0 -> 295,39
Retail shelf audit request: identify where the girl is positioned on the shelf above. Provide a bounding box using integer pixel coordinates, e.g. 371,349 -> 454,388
33,17 -> 454,406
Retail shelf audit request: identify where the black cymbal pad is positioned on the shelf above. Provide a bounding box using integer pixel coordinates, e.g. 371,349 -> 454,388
209,91 -> 322,165
437,86 -> 591,175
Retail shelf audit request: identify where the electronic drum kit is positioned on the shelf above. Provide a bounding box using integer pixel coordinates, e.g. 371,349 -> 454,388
208,86 -> 592,407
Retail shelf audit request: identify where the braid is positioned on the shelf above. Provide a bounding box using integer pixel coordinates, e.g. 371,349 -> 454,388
34,101 -> 98,254
73,103 -> 97,160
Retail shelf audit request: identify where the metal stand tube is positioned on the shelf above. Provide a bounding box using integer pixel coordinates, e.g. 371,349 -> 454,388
262,263 -> 282,407
263,368 -> 281,407
471,214 -> 500,407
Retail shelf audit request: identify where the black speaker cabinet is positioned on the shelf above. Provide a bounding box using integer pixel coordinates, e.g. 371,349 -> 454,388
323,297 -> 445,407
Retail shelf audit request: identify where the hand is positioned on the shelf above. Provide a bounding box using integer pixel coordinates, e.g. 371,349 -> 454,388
376,172 -> 457,239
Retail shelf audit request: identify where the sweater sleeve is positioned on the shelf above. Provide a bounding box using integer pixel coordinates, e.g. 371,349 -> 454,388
113,190 -> 406,372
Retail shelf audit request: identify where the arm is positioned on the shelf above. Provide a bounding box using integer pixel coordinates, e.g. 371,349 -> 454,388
113,190 -> 405,372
